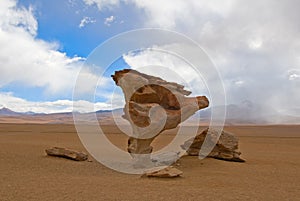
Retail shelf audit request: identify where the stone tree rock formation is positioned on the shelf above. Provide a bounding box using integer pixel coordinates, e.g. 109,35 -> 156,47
111,69 -> 209,163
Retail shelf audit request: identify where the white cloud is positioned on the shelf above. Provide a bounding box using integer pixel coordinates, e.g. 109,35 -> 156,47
128,0 -> 235,28
83,0 -> 236,28
248,37 -> 263,50
0,92 -> 113,113
0,0 -> 37,36
0,0 -> 98,95
122,45 -> 208,95
104,15 -> 115,26
289,74 -> 300,81
288,69 -> 300,81
83,0 -> 120,10
79,16 -> 96,28
234,80 -> 244,86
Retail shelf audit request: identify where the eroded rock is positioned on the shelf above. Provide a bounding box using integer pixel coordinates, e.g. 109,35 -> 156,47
111,69 -> 209,157
181,128 -> 245,162
45,147 -> 88,161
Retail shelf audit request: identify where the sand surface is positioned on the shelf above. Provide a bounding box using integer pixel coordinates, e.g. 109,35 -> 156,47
0,123 -> 299,201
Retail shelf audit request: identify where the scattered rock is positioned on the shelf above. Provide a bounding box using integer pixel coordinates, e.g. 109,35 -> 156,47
45,147 -> 88,161
142,166 -> 183,178
181,128 -> 245,162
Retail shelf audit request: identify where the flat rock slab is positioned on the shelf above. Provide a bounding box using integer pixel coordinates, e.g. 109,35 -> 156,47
142,166 -> 183,178
45,147 -> 88,161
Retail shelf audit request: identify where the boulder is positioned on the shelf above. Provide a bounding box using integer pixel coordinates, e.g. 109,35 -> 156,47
181,128 -> 245,162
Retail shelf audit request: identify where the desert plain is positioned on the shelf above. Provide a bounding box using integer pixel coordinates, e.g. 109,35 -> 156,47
0,123 -> 299,201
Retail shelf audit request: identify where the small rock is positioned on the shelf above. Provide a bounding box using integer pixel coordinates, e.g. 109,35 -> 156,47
45,147 -> 88,161
142,166 -> 183,178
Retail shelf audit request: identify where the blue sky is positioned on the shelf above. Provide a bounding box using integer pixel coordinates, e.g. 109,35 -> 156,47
0,0 -> 299,121
18,0 -> 141,57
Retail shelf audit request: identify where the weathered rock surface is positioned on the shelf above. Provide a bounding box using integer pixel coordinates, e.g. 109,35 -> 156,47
181,128 -> 245,162
45,147 -> 88,161
142,166 -> 183,178
112,69 -> 209,156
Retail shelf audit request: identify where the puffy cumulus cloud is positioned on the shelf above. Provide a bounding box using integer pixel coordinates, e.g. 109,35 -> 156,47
0,0 -> 37,36
0,92 -> 113,113
0,0 -> 98,95
122,45 -> 210,96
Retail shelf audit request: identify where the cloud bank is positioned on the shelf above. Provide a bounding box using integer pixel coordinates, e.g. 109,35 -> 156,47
85,0 -> 300,118
0,92 -> 112,113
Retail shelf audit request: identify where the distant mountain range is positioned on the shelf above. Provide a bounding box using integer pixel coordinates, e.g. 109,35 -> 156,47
0,103 -> 299,125
0,107 -> 23,116
0,107 -> 122,124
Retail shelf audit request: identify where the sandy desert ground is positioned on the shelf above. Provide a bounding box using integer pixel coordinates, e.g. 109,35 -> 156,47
0,123 -> 299,201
